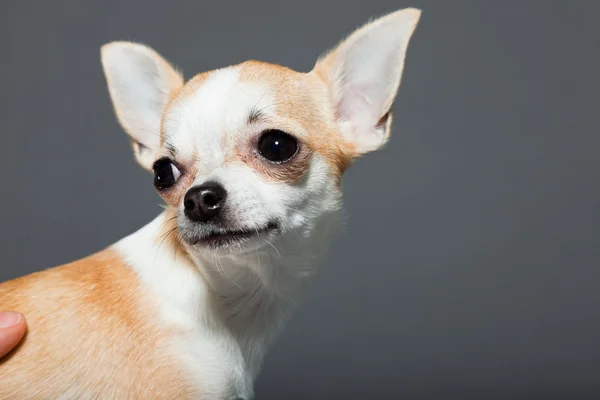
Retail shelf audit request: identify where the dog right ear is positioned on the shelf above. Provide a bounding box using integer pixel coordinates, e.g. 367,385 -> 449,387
312,8 -> 421,157
100,42 -> 183,171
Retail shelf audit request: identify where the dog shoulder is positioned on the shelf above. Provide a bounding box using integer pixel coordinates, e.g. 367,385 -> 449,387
0,249 -> 197,399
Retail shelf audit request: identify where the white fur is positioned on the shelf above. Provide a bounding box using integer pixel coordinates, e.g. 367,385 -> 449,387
164,67 -> 243,168
113,214 -> 250,399
114,207 -> 340,399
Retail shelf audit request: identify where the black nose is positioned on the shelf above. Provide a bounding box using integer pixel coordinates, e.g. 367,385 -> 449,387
183,182 -> 227,222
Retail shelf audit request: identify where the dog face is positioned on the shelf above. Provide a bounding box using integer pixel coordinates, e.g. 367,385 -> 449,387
101,8 -> 420,255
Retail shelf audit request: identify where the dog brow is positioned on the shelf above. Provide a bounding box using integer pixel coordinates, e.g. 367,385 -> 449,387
165,142 -> 178,157
247,107 -> 264,124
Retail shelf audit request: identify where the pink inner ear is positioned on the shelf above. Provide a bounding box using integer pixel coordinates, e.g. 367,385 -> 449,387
336,83 -> 378,126
334,79 -> 393,152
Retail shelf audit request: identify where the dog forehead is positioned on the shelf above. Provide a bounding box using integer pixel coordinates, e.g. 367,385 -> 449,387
162,62 -> 311,161
162,66 -> 248,161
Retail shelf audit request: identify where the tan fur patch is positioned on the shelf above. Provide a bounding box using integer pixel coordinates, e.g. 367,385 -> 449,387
0,249 -> 197,399
238,60 -> 356,181
233,143 -> 312,185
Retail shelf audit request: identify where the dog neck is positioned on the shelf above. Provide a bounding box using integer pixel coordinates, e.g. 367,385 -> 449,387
114,210 -> 339,377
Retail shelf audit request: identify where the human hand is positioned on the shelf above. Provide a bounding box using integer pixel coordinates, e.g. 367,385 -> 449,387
0,312 -> 26,358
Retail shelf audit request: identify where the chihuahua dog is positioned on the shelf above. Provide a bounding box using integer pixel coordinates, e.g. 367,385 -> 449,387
0,8 -> 420,399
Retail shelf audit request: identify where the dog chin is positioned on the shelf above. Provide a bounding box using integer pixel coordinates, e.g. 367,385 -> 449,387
180,221 -> 280,252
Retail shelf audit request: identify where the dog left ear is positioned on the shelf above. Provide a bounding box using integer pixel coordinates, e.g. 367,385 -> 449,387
312,8 -> 421,156
101,42 -> 184,171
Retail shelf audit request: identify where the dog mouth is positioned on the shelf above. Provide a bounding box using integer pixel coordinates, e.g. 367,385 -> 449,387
191,221 -> 280,249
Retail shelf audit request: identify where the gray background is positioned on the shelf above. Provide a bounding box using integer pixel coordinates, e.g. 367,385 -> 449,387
1,1 -> 599,399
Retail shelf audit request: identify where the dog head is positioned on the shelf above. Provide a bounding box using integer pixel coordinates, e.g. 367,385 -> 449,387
101,8 -> 421,256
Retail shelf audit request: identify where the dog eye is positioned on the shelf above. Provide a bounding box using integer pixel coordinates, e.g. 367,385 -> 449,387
153,158 -> 181,190
258,130 -> 298,163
